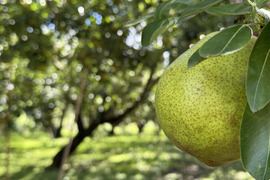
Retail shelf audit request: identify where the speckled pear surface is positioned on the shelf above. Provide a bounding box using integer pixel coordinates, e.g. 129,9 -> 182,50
155,33 -> 256,167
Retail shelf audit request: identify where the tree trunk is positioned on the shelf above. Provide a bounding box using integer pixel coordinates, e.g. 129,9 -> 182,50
48,66 -> 158,169
48,121 -> 99,169
49,131 -> 86,168
108,125 -> 115,136
137,123 -> 145,133
55,127 -> 62,138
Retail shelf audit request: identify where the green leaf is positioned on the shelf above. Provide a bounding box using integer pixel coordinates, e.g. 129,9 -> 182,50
241,103 -> 270,180
177,14 -> 196,24
206,3 -> 252,16
187,49 -> 202,69
125,14 -> 153,27
154,1 -> 172,20
154,0 -> 188,20
199,25 -> 252,57
175,0 -> 198,5
141,19 -> 174,47
178,0 -> 223,23
255,0 -> 269,8
246,22 -> 270,113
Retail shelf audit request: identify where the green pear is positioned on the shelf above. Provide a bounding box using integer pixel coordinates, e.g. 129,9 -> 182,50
155,32 -> 256,167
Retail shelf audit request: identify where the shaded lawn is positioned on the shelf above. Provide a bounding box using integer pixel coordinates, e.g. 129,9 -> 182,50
0,129 -> 254,180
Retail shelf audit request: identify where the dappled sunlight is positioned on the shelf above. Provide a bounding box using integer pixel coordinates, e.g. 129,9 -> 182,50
0,122 -> 254,179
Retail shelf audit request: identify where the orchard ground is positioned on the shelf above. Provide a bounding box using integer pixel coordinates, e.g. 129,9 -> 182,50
0,121 -> 254,180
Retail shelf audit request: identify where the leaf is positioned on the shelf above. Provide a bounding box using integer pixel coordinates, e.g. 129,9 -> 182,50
171,2 -> 188,13
246,22 -> 270,113
206,3 -> 252,16
154,0 -> 188,20
177,14 -> 196,24
175,0 -> 198,5
187,49 -> 202,69
141,19 -> 174,47
255,0 -> 269,8
125,14 -> 153,27
178,0 -> 223,23
154,1 -> 173,20
199,25 -> 252,57
241,103 -> 270,180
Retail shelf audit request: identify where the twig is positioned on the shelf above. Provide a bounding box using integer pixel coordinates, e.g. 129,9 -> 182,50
57,68 -> 88,180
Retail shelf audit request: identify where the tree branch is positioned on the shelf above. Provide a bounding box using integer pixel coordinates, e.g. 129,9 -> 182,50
103,65 -> 158,125
57,68 -> 88,180
77,113 -> 85,132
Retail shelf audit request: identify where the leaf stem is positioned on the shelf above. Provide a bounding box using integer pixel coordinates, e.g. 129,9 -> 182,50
247,0 -> 255,7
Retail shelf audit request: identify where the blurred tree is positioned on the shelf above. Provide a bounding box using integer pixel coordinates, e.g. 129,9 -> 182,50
0,0 -> 234,171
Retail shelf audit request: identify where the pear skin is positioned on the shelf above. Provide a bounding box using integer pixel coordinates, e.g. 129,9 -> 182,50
155,33 -> 256,167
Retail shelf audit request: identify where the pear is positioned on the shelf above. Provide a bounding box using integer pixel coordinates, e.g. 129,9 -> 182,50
155,32 -> 256,167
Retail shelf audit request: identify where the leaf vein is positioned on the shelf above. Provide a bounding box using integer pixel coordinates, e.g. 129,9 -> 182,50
253,48 -> 270,111
219,25 -> 245,54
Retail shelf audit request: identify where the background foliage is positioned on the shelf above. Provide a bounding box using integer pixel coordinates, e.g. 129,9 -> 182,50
1,0 -> 268,179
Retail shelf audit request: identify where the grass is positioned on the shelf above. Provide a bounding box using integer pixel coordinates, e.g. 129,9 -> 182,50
0,122 -> 254,180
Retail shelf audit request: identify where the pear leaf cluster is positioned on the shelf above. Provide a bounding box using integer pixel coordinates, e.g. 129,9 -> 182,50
127,0 -> 269,47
